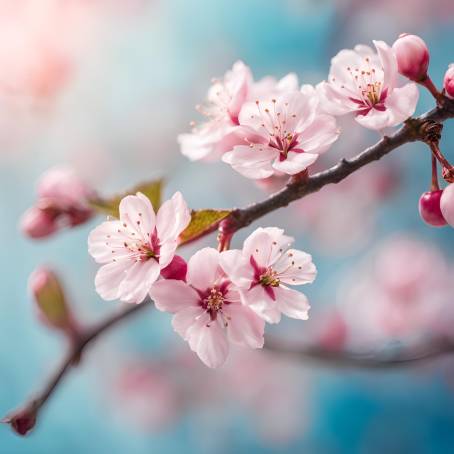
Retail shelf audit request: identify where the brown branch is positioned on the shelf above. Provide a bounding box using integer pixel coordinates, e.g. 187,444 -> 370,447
265,337 -> 454,369
4,96 -> 454,436
2,301 -> 149,436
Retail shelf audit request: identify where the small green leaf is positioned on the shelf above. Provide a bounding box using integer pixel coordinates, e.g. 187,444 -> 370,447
89,179 -> 163,218
179,209 -> 231,246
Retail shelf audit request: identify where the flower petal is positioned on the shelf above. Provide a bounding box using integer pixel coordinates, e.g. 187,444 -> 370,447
94,260 -> 130,301
274,286 -> 310,320
172,306 -> 204,339
149,279 -> 199,313
272,152 -> 319,175
373,40 -> 398,92
88,220 -> 129,264
186,247 -> 222,291
222,145 -> 276,179
119,193 -> 156,239
224,303 -> 265,349
243,227 -> 293,268
219,249 -> 253,288
117,259 -> 161,303
385,83 -> 419,127
297,114 -> 339,154
187,315 -> 229,368
273,249 -> 317,285
241,285 -> 282,324
156,192 -> 191,244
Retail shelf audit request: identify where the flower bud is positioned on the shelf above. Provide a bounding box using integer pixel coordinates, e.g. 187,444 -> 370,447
418,190 -> 447,226
440,183 -> 454,227
20,207 -> 57,239
392,34 -> 429,81
2,406 -> 37,436
29,267 -> 79,338
444,64 -> 454,99
160,255 -> 187,281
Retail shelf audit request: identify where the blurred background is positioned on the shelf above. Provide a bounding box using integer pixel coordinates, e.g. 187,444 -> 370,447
1,0 -> 454,452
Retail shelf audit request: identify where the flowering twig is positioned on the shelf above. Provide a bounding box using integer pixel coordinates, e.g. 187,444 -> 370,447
5,95 -> 454,436
224,96 -> 454,235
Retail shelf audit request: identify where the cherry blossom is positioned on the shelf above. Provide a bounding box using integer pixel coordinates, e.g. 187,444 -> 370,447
222,86 -> 339,178
338,236 -> 452,344
178,61 -> 298,162
149,247 -> 265,368
221,227 -> 317,323
317,40 -> 419,130
88,192 -> 190,304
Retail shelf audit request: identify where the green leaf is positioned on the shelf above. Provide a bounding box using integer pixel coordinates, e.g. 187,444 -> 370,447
89,179 -> 163,218
179,209 -> 231,246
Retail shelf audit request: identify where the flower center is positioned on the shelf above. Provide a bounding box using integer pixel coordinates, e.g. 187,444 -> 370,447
259,269 -> 280,287
203,288 -> 225,312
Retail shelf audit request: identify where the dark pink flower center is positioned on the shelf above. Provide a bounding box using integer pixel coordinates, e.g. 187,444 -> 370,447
249,255 -> 279,300
197,281 -> 232,321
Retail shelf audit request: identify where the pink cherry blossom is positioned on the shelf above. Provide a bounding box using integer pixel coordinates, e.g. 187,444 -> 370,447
20,167 -> 95,239
178,61 -> 299,162
221,227 -> 317,323
317,41 -> 419,130
222,86 -> 339,178
149,247 -> 265,368
88,192 -> 190,304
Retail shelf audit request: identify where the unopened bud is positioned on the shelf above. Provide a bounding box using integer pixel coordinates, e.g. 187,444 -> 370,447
443,64 -> 454,99
2,405 -> 37,436
418,190 -> 447,227
161,255 -> 187,281
392,34 -> 429,82
440,183 -> 454,227
29,267 -> 79,338
20,207 -> 58,239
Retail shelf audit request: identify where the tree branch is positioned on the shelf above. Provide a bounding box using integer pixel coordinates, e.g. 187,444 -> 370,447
227,97 -> 454,231
4,96 -> 454,436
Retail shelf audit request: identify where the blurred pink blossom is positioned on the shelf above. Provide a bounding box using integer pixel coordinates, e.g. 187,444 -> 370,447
338,236 -> 453,345
20,166 -> 94,239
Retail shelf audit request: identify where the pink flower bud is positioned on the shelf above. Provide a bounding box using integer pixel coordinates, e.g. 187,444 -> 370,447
29,267 -> 79,338
20,207 -> 58,239
160,255 -> 187,281
2,406 -> 37,436
440,183 -> 454,227
444,64 -> 454,99
418,190 -> 447,226
392,34 -> 429,81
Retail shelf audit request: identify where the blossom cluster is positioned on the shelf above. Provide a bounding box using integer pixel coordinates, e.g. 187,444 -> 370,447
178,37 -> 426,179
21,33 -> 454,371
88,192 -> 316,367
83,34 -> 453,368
